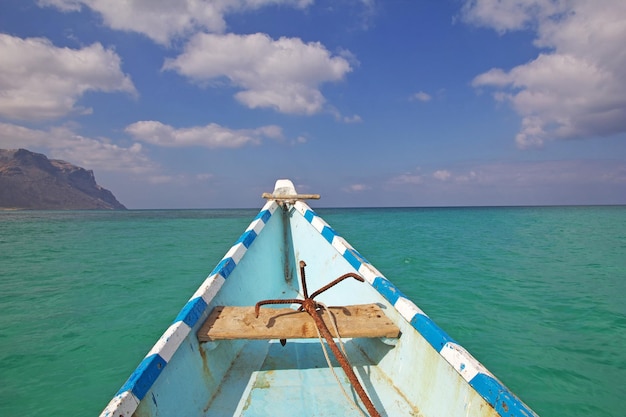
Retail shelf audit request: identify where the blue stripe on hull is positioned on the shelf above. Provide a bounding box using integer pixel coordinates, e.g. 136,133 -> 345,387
256,209 -> 272,223
237,229 -> 257,248
343,248 -> 369,270
321,225 -> 337,243
470,374 -> 536,417
174,296 -> 208,327
410,313 -> 457,351
210,257 -> 236,279
304,209 -> 315,222
117,354 -> 167,401
372,276 -> 406,305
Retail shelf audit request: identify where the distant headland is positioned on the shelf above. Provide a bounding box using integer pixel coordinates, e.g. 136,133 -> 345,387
0,148 -> 126,210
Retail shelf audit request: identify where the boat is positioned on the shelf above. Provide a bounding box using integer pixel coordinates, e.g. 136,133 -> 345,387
100,179 -> 538,417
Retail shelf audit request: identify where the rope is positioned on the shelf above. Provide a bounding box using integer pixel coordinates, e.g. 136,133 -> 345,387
314,302 -> 368,417
255,262 -> 381,417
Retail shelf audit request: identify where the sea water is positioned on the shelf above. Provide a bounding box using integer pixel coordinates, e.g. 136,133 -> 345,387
1,207 -> 624,417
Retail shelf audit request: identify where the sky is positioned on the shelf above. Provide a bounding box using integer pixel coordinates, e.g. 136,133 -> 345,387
1,0 -> 625,208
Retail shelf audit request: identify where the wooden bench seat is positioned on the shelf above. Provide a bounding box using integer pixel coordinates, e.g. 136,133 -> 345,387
197,303 -> 400,342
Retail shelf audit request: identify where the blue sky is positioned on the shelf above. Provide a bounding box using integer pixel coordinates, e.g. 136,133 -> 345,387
1,0 -> 625,208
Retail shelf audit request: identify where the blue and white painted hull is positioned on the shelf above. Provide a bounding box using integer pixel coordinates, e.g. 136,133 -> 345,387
100,180 -> 538,417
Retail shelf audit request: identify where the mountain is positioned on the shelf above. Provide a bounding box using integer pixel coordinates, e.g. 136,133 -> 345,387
0,149 -> 126,210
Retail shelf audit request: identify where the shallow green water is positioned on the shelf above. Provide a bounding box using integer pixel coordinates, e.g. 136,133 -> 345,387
1,206 -> 625,416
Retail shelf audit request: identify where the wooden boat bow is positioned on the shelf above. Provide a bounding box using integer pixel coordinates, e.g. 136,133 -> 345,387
100,178 -> 539,417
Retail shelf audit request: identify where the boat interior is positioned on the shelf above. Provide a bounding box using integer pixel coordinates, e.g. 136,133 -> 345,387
182,236 -> 413,417
197,336 -> 417,416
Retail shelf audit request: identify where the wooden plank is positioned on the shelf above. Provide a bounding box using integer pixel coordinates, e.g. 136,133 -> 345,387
261,192 -> 320,200
197,303 -> 400,342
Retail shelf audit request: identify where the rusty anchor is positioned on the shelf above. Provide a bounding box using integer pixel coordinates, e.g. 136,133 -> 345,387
255,261 -> 381,417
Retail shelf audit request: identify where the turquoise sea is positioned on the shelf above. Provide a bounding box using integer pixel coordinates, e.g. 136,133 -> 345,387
1,206 -> 625,416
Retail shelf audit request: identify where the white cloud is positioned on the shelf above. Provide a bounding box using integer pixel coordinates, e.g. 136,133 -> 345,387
390,171 -> 424,185
463,0 -> 626,148
38,0 -> 313,45
163,32 -> 353,115
433,170 -> 452,181
393,161 -> 626,188
460,0 -> 563,33
0,122 -> 154,173
329,108 -> 362,123
345,183 -> 370,192
130,172 -> 216,185
328,106 -> 363,123
125,120 -> 283,148
0,34 -> 136,121
410,91 -> 432,102
342,114 -> 363,123
196,173 -> 213,181
143,175 -> 175,185
456,170 -> 478,183
385,161 -> 626,205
